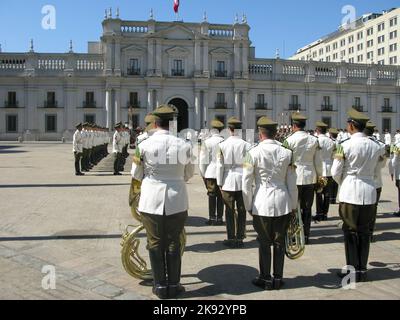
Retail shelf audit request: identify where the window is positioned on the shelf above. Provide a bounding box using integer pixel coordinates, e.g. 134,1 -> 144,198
85,92 -> 95,108
128,59 -> 140,75
322,96 -> 331,107
378,48 -> 385,56
357,43 -> 363,51
217,93 -> 225,103
367,40 -> 374,47
45,115 -> 57,133
326,45 -> 331,53
340,50 -> 346,59
367,51 -> 374,60
215,61 -> 227,77
354,97 -> 361,107
172,59 -> 184,76
290,95 -> 300,110
357,55 -> 363,62
378,23 -> 385,32
84,114 -> 96,124
313,51 -> 317,58
390,17 -> 397,27
349,58 -> 354,63
384,98 -> 390,108
390,43 -> 397,52
390,30 -> 397,39
378,60 -> 385,65
216,93 -> 226,108
326,56 -> 331,62
322,117 -> 332,128
319,48 -> 324,56
340,39 -> 346,47
367,27 -> 373,36
46,92 -> 56,108
333,42 -> 338,50
357,31 -> 363,40
382,118 -> 391,132
129,92 -> 139,107
6,91 -> 17,107
378,35 -> 385,44
390,56 -> 398,65
348,47 -> 354,54
6,115 -> 17,132
256,94 -> 266,109
333,53 -> 338,60
348,35 -> 354,43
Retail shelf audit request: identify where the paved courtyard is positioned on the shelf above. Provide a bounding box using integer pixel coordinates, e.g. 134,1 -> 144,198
0,142 -> 399,300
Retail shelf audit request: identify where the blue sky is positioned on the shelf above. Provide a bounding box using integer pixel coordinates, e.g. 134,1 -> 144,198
0,0 -> 398,58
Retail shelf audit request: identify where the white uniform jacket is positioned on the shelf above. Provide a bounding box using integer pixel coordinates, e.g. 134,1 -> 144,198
72,130 -> 83,153
385,133 -> 392,146
131,130 -> 195,216
136,132 -> 149,146
199,132 -> 224,179
112,131 -> 122,153
285,131 -> 320,185
369,137 -> 387,189
216,136 -> 252,191
389,142 -> 400,181
242,140 -> 298,217
331,132 -> 385,205
316,134 -> 336,177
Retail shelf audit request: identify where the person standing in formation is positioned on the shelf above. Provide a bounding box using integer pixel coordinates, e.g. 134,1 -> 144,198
131,105 -> 194,299
73,123 -> 84,176
199,119 -> 225,226
390,139 -> 400,217
217,117 -> 252,248
328,128 -> 340,204
314,121 -> 336,222
242,116 -> 297,291
332,108 -> 385,282
283,112 -> 320,244
395,129 -> 400,145
113,123 -> 123,176
384,130 -> 392,156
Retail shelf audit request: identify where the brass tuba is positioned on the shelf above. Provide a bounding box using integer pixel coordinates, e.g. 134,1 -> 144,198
121,179 -> 186,280
315,176 -> 328,194
285,206 -> 306,260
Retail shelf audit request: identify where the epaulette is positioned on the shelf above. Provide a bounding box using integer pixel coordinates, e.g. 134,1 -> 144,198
249,143 -> 259,151
339,138 -> 350,145
282,140 -> 291,150
368,136 -> 383,146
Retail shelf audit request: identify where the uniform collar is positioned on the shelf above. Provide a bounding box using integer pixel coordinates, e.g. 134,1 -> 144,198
260,139 -> 278,145
153,129 -> 170,136
351,132 -> 366,138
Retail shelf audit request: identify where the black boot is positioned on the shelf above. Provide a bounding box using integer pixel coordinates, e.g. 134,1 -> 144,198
148,249 -> 168,299
273,244 -> 285,290
357,234 -> 371,282
166,251 -> 185,299
207,196 -> 217,225
216,195 -> 224,225
339,232 -> 359,279
252,246 -> 273,290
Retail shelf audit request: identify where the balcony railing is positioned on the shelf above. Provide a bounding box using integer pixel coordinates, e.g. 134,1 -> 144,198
289,104 -> 301,111
83,101 -> 97,108
255,103 -> 268,110
382,106 -> 393,113
352,105 -> 364,112
215,102 -> 228,109
127,68 -> 141,76
321,104 -> 333,111
4,101 -> 18,108
127,101 -> 141,109
171,69 -> 185,77
44,100 -> 58,108
215,70 -> 228,78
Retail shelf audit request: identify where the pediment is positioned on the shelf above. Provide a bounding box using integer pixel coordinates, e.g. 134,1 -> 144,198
165,46 -> 190,57
147,24 -> 208,40
209,47 -> 233,56
122,44 -> 146,54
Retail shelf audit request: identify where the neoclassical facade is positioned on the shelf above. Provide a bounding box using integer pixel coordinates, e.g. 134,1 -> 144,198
1,13 -> 400,140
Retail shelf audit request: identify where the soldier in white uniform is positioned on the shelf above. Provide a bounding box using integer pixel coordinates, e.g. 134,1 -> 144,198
243,117 -> 297,291
329,128 -> 340,204
216,117 -> 252,248
136,114 -> 156,146
112,123 -> 123,175
283,112 -> 320,244
314,121 -> 336,222
364,121 -> 387,242
332,108 -> 385,282
394,129 -> 400,145
199,119 -> 225,226
389,140 -> 400,217
73,123 -> 84,176
384,130 -> 392,156
131,105 -> 194,299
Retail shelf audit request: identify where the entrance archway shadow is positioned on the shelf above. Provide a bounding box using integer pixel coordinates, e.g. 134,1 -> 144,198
181,264 -> 259,298
169,98 -> 189,132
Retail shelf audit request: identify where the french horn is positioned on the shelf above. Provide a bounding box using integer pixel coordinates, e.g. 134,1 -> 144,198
285,206 -> 306,260
121,178 -> 186,280
315,176 -> 328,193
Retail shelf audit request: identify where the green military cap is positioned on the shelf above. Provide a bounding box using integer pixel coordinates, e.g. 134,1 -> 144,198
227,117 -> 242,125
82,122 -> 89,127
114,123 -> 121,129
257,116 -> 278,128
316,121 -> 328,128
291,112 -> 308,121
347,108 -> 369,124
366,121 -> 376,129
329,128 -> 339,135
145,121 -> 157,133
153,105 -> 177,119
75,123 -> 83,129
144,113 -> 156,125
211,119 -> 225,129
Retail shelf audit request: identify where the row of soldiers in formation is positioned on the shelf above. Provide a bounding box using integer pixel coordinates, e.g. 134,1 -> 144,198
130,104 -> 400,298
72,123 -> 110,176
112,122 -> 131,176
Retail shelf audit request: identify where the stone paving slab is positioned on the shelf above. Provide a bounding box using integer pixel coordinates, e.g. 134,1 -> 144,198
0,142 -> 399,300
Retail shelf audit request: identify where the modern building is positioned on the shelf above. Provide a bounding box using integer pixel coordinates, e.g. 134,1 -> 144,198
0,10 -> 400,141
291,7 -> 400,65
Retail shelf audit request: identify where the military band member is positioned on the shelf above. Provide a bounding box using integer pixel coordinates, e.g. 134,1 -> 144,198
199,119 -> 225,226
73,123 -> 84,176
314,121 -> 336,222
332,108 -> 385,282
216,117 -> 252,248
284,112 -> 319,244
389,140 -> 400,217
243,117 -> 297,290
136,113 -> 156,146
131,105 -> 194,299
365,121 -> 387,242
113,123 -> 123,176
328,128 -> 340,204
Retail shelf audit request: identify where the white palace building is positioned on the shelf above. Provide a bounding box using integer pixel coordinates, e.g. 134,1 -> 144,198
0,11 -> 400,140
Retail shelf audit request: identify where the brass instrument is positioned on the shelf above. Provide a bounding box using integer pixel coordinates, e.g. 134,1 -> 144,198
316,176 -> 328,193
121,179 -> 186,280
285,206 -> 306,260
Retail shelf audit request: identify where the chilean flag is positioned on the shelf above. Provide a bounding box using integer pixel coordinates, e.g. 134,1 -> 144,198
173,0 -> 180,13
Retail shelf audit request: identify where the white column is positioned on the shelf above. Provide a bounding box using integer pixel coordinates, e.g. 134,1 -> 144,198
105,41 -> 113,75
114,89 -> 121,124
195,90 -> 201,130
234,42 -> 240,77
195,40 -> 201,73
105,90 -> 111,129
234,91 -> 240,118
242,90 -> 248,129
147,40 -> 154,74
114,41 -> 121,75
203,41 -> 209,75
147,90 -> 154,113
156,40 -> 162,76
242,43 -> 249,78
203,90 -> 209,128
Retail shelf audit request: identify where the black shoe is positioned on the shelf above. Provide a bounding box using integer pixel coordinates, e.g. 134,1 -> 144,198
215,219 -> 224,226
114,172 -> 122,176
223,240 -> 236,248
313,215 -> 323,223
236,240 -> 244,248
168,284 -> 185,299
305,237 -> 310,245
75,172 -> 85,176
252,278 -> 273,291
152,286 -> 169,299
394,211 -> 400,217
205,219 -> 216,226
370,235 -> 376,243
322,215 -> 328,221
273,278 -> 285,290
357,271 -> 368,283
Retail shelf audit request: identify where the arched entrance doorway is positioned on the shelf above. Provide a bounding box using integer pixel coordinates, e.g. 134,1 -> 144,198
168,98 -> 189,131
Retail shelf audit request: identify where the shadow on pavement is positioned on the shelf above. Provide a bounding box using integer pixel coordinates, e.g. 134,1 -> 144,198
0,146 -> 27,154
0,183 -> 130,189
